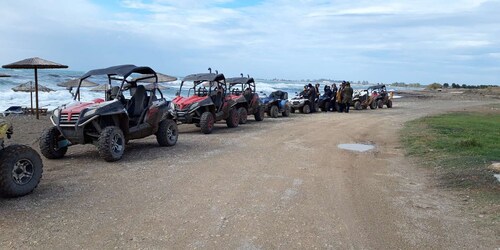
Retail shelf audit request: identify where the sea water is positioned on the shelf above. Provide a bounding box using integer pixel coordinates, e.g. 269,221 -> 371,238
0,68 -> 413,112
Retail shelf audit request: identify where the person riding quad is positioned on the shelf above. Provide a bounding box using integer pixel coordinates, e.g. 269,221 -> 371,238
322,85 -> 334,111
300,85 -> 308,97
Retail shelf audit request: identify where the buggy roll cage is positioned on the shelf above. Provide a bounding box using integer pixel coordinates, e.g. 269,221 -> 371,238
74,64 -> 160,101
226,74 -> 256,94
178,71 -> 227,97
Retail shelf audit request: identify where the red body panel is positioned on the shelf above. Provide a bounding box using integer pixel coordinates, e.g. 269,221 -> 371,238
61,99 -> 104,116
172,95 -> 208,110
227,94 -> 240,101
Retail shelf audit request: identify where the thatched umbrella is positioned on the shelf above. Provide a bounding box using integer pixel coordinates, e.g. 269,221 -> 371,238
57,78 -> 98,88
90,84 -> 111,92
12,81 -> 54,113
144,83 -> 168,90
132,72 -> 177,83
2,57 -> 68,119
58,79 -> 98,98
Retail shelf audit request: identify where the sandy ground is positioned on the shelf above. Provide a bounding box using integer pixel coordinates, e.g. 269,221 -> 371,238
1,90 -> 499,249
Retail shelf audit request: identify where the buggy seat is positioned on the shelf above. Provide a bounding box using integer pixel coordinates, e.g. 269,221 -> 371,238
127,85 -> 147,123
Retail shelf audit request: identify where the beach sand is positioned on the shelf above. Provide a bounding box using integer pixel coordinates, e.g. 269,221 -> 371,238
0,89 -> 499,248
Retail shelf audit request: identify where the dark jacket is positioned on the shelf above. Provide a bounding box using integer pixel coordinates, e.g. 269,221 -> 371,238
323,89 -> 333,98
342,86 -> 353,104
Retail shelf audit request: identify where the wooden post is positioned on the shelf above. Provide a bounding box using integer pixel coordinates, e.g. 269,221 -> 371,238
35,68 -> 39,119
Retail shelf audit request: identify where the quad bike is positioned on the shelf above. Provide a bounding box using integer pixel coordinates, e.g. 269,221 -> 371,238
317,85 -> 340,112
171,68 -> 239,134
40,64 -> 178,162
226,75 -> 265,124
260,90 -> 291,118
0,120 -> 43,197
289,93 -> 318,114
372,85 -> 393,108
352,89 -> 378,110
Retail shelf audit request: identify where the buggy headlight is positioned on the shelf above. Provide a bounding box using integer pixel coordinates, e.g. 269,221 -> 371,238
169,101 -> 176,110
83,108 -> 96,118
190,102 -> 199,110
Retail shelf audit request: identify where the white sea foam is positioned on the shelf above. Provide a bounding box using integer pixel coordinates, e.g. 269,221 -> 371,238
0,69 -> 411,112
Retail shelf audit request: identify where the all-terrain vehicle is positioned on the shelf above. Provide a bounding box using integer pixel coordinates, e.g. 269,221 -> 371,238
260,90 -> 290,118
171,69 -> 239,134
289,93 -> 318,114
370,84 -> 393,108
352,88 -> 378,110
226,75 -> 265,124
40,65 -> 178,162
317,85 -> 338,112
0,120 -> 43,197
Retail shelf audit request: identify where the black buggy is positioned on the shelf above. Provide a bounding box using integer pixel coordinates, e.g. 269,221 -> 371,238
40,65 -> 178,162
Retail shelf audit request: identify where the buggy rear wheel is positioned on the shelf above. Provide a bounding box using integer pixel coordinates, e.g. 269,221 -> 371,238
370,100 -> 378,110
0,145 -> 43,198
39,126 -> 68,159
377,99 -> 384,108
156,119 -> 178,147
237,107 -> 248,124
254,106 -> 265,121
200,111 -> 214,134
97,126 -> 125,162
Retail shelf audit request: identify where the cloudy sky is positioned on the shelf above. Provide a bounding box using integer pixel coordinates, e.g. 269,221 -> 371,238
1,0 -> 499,84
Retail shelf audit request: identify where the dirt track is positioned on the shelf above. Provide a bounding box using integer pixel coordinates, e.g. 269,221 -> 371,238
1,92 -> 499,249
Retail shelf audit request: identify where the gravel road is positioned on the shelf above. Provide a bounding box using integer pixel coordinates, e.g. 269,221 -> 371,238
1,91 -> 499,249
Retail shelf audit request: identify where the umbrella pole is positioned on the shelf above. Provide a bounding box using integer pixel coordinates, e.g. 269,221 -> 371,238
35,68 -> 39,119
30,82 -> 33,112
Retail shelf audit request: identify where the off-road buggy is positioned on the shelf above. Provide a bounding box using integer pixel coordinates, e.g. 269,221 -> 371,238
40,65 -> 178,162
0,120 -> 43,197
226,75 -> 265,124
289,93 -> 318,114
352,88 -> 378,110
371,84 -> 393,108
171,69 -> 239,134
260,90 -> 290,118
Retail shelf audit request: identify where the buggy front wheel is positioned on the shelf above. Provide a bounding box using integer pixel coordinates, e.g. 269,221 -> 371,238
39,126 -> 68,159
0,145 -> 43,197
97,126 -> 125,162
200,111 -> 214,134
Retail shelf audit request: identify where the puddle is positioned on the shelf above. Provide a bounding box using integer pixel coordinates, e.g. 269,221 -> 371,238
338,143 -> 375,152
494,174 -> 500,182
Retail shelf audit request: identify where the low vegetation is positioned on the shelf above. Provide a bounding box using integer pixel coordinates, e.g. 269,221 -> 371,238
402,110 -> 500,207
